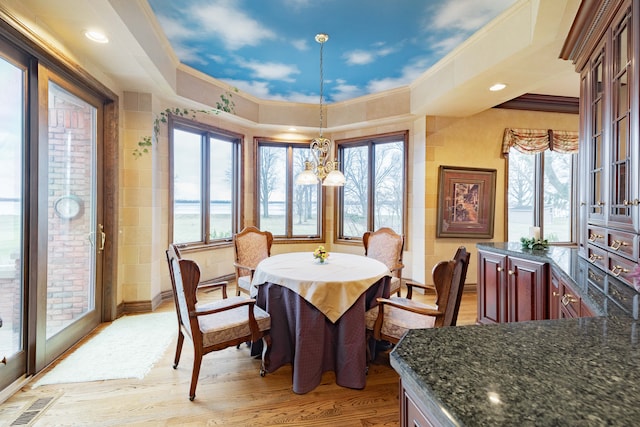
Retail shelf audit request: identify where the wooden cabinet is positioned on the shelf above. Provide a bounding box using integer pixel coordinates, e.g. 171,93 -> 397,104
399,380 -> 436,427
477,250 -> 507,324
567,0 -> 640,271
558,279 -> 595,319
507,256 -> 548,322
478,251 -> 548,324
549,269 -> 561,320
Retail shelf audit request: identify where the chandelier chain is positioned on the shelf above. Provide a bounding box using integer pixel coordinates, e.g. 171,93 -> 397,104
318,35 -> 325,137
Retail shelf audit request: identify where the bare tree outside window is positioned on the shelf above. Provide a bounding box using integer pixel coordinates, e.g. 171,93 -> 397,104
342,145 -> 369,237
507,148 -> 575,242
338,132 -> 407,239
374,141 -> 404,230
257,140 -> 320,238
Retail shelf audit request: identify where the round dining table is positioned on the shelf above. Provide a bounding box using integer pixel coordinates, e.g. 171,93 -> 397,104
251,251 -> 391,394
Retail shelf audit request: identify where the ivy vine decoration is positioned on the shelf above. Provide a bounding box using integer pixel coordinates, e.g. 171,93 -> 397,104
133,88 -> 238,158
520,236 -> 549,250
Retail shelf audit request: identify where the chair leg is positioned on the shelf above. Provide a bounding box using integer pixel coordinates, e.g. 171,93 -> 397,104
189,351 -> 203,401
365,331 -> 375,364
260,334 -> 271,376
173,331 -> 184,369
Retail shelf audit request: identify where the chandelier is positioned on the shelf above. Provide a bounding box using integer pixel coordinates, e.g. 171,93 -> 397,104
295,33 -> 346,187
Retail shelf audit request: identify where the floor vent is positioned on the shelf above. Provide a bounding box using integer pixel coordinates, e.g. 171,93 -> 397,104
10,397 -> 55,426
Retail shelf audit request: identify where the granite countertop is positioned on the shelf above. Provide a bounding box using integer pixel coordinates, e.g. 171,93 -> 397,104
389,243 -> 640,426
391,316 -> 640,426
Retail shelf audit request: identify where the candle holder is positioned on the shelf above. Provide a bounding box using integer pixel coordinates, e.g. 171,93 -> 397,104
520,236 -> 549,250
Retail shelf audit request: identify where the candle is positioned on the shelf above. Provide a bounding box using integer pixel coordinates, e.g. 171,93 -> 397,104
529,226 -> 541,241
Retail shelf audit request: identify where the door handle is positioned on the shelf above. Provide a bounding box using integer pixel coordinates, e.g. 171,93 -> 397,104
99,224 -> 106,252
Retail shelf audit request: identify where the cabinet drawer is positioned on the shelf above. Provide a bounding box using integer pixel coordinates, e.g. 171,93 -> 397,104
586,264 -> 606,292
606,229 -> 638,261
404,392 -> 434,427
559,282 -> 583,318
587,225 -> 607,249
607,277 -> 639,316
586,244 -> 607,269
607,252 -> 636,288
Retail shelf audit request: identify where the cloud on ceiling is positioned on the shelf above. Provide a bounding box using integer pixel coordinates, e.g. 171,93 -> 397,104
150,0 -> 517,103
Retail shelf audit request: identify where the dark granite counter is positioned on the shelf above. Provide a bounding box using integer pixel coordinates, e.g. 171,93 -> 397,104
389,243 -> 640,426
391,316 -> 640,426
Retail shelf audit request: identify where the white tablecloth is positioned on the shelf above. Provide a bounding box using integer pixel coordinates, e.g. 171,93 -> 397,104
251,252 -> 389,322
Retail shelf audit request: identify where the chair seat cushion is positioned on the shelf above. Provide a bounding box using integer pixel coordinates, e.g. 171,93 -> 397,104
389,277 -> 401,295
237,275 -> 251,292
365,299 -> 436,341
198,296 -> 271,347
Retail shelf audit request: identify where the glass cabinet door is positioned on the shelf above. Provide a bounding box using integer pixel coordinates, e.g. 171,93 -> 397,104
608,7 -> 634,229
587,47 -> 606,225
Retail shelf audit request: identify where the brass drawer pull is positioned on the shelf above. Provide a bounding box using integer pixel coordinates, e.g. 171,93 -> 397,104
610,265 -> 630,277
610,240 -> 629,251
588,233 -> 603,242
588,254 -> 603,263
561,294 -> 577,306
496,266 -> 503,272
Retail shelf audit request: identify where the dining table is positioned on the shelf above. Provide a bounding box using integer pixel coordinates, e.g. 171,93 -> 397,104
250,251 -> 390,394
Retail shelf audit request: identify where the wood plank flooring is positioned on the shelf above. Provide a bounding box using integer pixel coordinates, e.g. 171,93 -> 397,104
0,287 -> 477,426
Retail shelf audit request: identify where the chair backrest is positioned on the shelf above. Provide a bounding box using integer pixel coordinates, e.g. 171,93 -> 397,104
449,246 -> 470,326
431,246 -> 470,327
363,227 -> 404,278
166,244 -> 202,340
233,226 -> 273,276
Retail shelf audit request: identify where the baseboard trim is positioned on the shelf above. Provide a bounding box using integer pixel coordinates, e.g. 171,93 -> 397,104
117,273 -> 236,316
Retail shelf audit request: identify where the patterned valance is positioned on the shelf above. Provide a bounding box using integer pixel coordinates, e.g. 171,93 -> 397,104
502,128 -> 579,155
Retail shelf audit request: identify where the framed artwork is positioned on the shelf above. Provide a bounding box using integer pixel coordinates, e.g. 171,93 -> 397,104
437,166 -> 496,238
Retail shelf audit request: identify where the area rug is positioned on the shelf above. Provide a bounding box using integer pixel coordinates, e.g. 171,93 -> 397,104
33,311 -> 175,387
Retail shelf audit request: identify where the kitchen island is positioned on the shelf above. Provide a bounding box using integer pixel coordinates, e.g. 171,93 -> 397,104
391,316 -> 640,426
390,244 -> 640,426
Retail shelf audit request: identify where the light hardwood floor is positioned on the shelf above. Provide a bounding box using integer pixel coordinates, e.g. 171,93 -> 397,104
0,286 -> 477,427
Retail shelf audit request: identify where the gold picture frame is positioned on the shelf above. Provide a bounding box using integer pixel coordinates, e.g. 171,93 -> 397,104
436,166 -> 496,238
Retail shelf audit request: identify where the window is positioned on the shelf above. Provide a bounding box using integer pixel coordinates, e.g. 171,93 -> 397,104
504,128 -> 578,243
256,139 -> 321,239
337,132 -> 407,239
170,117 -> 242,245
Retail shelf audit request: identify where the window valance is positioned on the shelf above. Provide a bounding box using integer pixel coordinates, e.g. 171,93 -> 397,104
502,128 -> 579,155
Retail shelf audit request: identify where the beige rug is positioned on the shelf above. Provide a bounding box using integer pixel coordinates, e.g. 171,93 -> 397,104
33,311 -> 175,387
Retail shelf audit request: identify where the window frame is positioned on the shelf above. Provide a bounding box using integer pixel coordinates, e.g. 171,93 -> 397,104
168,115 -> 243,248
335,131 -> 409,243
254,137 -> 325,242
505,148 -> 578,244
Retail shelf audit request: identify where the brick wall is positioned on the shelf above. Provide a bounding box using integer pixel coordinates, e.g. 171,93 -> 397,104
45,92 -> 94,335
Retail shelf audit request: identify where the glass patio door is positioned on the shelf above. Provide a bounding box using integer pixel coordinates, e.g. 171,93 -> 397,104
0,44 -> 27,391
36,69 -> 103,369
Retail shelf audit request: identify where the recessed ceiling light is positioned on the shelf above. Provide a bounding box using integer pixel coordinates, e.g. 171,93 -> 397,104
84,30 -> 109,44
489,83 -> 506,92
288,127 -> 297,132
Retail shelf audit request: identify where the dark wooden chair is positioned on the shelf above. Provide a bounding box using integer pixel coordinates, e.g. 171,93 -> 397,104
363,227 -> 405,297
233,226 -> 273,296
172,244 -> 228,299
365,246 -> 470,348
166,244 -> 271,401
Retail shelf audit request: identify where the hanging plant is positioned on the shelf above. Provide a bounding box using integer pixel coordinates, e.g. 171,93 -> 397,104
133,88 -> 237,158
